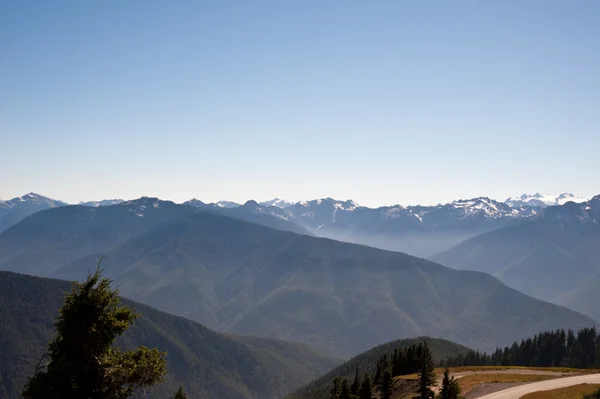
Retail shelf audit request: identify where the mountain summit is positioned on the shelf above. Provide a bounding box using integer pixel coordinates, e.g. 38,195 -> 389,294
0,193 -> 67,232
505,193 -> 587,208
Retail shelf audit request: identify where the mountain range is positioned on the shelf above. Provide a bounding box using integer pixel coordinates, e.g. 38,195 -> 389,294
0,271 -> 339,399
0,198 -> 595,358
505,193 -> 588,208
433,195 -> 600,320
1,192 -> 587,256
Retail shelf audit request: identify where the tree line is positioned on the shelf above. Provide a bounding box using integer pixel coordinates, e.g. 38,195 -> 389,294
329,342 -> 462,399
443,328 -> 600,369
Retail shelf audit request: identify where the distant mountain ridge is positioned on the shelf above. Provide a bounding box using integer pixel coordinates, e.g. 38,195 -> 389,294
78,199 -> 124,207
433,195 -> 600,320
0,191 -> 590,256
0,193 -> 67,232
193,196 -> 540,256
1,199 -> 593,357
505,193 -> 588,208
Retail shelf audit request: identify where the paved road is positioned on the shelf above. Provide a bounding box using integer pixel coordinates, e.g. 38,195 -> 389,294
478,373 -> 600,399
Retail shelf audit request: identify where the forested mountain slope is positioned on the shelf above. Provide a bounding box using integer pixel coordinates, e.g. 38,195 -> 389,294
0,271 -> 339,399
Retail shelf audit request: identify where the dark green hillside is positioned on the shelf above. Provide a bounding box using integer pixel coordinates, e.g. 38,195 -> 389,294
0,271 -> 339,399
286,337 -> 470,399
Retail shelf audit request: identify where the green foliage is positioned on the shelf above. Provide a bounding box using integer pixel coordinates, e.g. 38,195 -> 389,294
443,327 -> 600,369
358,373 -> 372,399
173,386 -> 188,399
438,368 -> 462,399
339,378 -> 352,399
21,266 -> 166,399
415,342 -> 435,399
330,377 -> 342,399
350,367 -> 360,396
380,371 -> 393,399
0,271 -> 339,399
289,338 -> 470,399
439,368 -> 450,399
447,378 -> 462,399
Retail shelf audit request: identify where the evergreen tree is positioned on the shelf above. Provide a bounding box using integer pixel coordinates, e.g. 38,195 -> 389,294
358,373 -> 372,399
350,367 -> 360,396
415,342 -> 435,399
173,386 -> 188,399
439,368 -> 451,399
330,376 -> 342,399
21,264 -> 166,399
380,370 -> 393,399
447,378 -> 462,399
339,378 -> 352,399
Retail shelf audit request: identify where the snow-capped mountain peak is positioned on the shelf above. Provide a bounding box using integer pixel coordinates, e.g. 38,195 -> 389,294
1,192 -> 66,208
334,199 -> 359,211
259,198 -> 295,208
79,199 -> 124,207
505,193 -> 587,208
215,200 -> 241,208
297,198 -> 359,210
446,197 -> 520,219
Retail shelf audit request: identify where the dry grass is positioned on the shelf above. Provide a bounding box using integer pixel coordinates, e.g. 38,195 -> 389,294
442,366 -> 599,374
458,373 -> 556,394
520,383 -> 600,399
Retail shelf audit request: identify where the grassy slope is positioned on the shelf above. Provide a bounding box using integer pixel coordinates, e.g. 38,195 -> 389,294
520,384 -> 600,399
0,271 -> 339,399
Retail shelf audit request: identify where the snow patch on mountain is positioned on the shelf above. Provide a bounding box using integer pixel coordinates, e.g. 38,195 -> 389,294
505,193 -> 587,208
446,197 -> 520,219
215,200 -> 241,208
79,199 -> 124,207
0,193 -> 67,208
259,198 -> 295,208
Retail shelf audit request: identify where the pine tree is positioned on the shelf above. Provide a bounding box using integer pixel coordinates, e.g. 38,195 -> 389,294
21,263 -> 166,399
330,376 -> 342,399
414,342 -> 435,399
358,373 -> 372,399
447,377 -> 462,399
340,378 -> 352,399
439,368 -> 451,399
380,370 -> 393,399
350,366 -> 361,396
173,386 -> 188,399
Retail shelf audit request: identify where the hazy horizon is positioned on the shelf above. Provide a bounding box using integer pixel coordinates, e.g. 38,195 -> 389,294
2,1 -> 599,207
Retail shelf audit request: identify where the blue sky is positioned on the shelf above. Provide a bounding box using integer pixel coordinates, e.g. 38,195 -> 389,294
1,1 -> 599,206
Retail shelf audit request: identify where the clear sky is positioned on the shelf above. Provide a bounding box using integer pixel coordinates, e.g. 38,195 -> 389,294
1,1 -> 599,207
